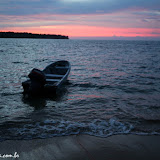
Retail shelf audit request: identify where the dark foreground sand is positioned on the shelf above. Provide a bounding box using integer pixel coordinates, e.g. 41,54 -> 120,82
0,135 -> 160,160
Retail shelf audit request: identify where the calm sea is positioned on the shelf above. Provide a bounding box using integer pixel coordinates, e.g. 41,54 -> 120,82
0,38 -> 160,141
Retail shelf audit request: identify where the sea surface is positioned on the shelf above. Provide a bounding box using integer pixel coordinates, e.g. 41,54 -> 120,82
0,38 -> 160,141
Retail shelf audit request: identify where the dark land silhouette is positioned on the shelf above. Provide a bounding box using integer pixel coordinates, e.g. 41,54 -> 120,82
0,32 -> 69,39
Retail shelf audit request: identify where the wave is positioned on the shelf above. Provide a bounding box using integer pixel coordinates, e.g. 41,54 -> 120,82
0,118 -> 133,141
1,92 -> 22,97
71,82 -> 113,90
122,87 -> 157,94
12,61 -> 29,64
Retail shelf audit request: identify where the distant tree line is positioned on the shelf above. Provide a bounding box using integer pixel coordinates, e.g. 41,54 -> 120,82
0,32 -> 69,39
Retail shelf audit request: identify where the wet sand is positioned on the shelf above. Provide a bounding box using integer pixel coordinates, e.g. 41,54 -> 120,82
0,135 -> 160,160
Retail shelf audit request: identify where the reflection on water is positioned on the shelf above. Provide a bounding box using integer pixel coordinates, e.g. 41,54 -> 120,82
22,97 -> 47,109
22,86 -> 68,109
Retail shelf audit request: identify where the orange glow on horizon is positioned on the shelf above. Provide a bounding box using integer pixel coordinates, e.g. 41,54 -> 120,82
1,25 -> 160,38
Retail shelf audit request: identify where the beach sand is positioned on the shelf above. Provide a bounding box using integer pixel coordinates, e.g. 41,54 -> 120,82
0,135 -> 160,160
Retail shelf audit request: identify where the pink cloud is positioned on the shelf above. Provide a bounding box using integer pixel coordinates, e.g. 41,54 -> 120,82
1,25 -> 160,38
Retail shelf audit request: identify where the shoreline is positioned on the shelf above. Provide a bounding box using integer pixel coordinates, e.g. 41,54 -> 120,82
0,134 -> 160,160
0,32 -> 69,39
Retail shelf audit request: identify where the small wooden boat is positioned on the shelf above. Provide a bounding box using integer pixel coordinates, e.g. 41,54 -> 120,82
22,60 -> 71,95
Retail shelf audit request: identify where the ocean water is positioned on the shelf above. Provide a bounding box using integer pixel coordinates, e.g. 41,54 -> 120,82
0,38 -> 160,141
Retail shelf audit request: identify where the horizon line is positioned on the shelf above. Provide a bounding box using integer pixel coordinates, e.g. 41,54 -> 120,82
0,31 -> 160,41
70,36 -> 160,41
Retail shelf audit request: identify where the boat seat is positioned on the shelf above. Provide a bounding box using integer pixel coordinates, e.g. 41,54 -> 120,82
46,79 -> 59,83
55,66 -> 68,69
45,74 -> 63,78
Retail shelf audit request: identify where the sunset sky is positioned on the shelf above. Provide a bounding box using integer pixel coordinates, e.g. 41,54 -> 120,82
0,0 -> 160,39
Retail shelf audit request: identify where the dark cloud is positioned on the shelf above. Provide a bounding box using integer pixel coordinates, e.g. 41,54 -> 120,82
0,0 -> 160,15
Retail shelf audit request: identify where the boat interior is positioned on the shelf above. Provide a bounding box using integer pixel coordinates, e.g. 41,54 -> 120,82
43,61 -> 70,83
